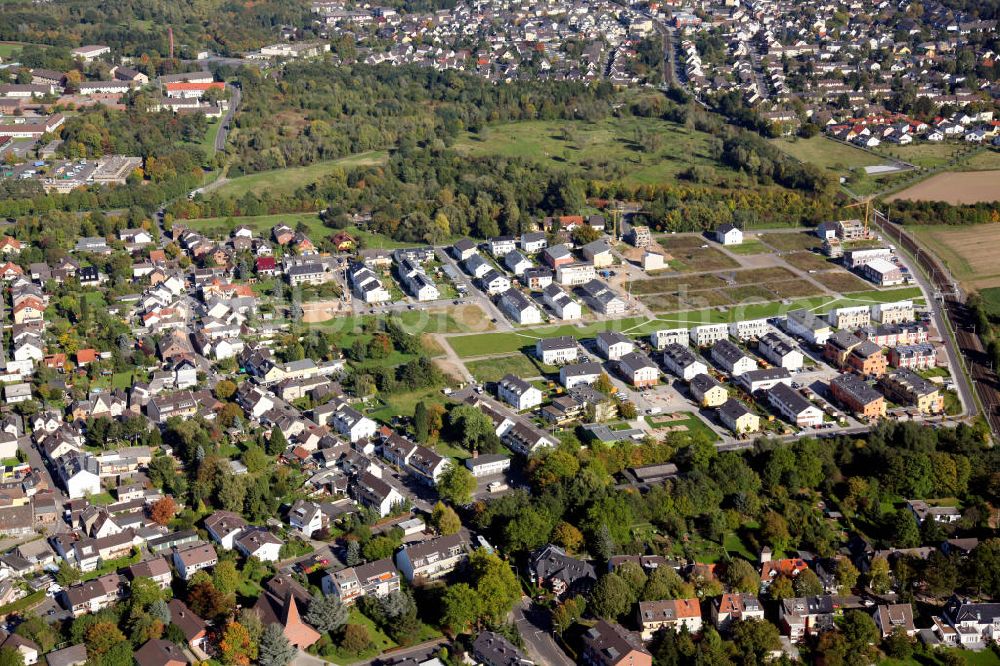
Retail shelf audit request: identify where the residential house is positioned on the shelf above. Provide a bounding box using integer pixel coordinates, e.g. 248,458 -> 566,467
690,374 -> 727,408
497,375 -> 543,411
729,319 -> 769,342
579,279 -> 626,316
395,533 -> 469,583
650,328 -> 688,350
350,471 -> 404,517
662,344 -> 707,381
542,284 -> 581,320
830,374 -> 885,419
596,331 -> 634,360
712,339 -> 758,377
234,528 -> 284,562
166,600 -> 208,651
780,595 -> 838,640
560,362 -> 603,389
767,384 -> 823,428
712,593 -> 765,633
757,333 -> 803,371
473,631 -> 533,666
637,599 -> 702,640
718,399 -> 760,435
581,240 -> 613,268
288,500 -> 327,538
321,558 -> 400,604
690,323 -> 728,347
616,352 -> 659,388
581,621 -> 652,666
715,223 -> 743,246
172,542 -> 218,580
536,336 -> 578,365
874,603 -> 916,639
528,544 -> 597,597
879,370 -> 944,414
499,288 -> 542,325
739,368 -> 792,394
784,310 -> 832,346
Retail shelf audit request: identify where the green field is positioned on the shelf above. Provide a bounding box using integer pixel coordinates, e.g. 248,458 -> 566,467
725,239 -> 770,255
465,353 -> 551,382
445,287 -> 923,358
455,117 -> 730,185
214,151 -> 388,199
0,43 -> 22,57
771,136 -> 882,177
980,287 -> 1000,318
201,120 -> 222,156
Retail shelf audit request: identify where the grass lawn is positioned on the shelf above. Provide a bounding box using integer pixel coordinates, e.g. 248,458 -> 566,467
455,117 -> 733,185
880,649 -> 1000,666
201,120 -> 222,156
723,529 -> 757,561
112,371 -> 137,390
88,492 -> 116,506
322,608 -> 397,665
726,239 -> 770,255
367,386 -> 448,423
878,142 -> 972,169
433,440 -> 472,461
466,353 -> 546,382
214,151 -> 388,199
0,43 -> 25,57
393,305 -> 494,334
644,411 -> 719,442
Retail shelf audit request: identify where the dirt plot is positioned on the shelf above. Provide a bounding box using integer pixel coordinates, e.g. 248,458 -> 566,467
766,279 -> 825,298
784,251 -> 835,272
812,270 -> 873,293
886,170 -> 1000,204
630,274 -> 726,295
659,236 -> 740,272
724,285 -> 774,303
302,299 -> 350,323
908,223 -> 1000,290
733,266 -> 798,285
759,232 -> 819,252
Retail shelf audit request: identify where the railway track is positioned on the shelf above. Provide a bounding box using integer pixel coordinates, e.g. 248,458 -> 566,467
872,213 -> 1000,437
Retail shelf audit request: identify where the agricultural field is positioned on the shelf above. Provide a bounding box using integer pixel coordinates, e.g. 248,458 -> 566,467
213,151 -> 387,198
907,223 -> 1000,291
885,170 -> 1000,205
980,287 -> 1000,318
455,116 -> 729,185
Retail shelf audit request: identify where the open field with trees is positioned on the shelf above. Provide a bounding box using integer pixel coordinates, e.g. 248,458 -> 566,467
210,151 -> 388,199
454,117 -> 727,185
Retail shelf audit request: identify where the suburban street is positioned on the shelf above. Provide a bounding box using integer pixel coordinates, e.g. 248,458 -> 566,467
513,597 -> 575,666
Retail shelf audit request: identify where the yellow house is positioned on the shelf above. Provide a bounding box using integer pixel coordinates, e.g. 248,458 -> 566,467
690,374 -> 728,408
12,298 -> 45,324
719,399 -> 760,435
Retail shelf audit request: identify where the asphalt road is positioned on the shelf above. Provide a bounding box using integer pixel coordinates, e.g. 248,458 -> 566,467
513,597 -> 574,666
216,84 -> 241,153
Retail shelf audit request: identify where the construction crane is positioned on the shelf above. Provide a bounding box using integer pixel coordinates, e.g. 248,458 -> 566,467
844,195 -> 877,237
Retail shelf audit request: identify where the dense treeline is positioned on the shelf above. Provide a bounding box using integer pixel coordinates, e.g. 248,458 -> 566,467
0,106 -> 208,218
470,418 -> 995,568
229,63 -> 617,175
890,199 -> 1000,225
0,0 -> 311,57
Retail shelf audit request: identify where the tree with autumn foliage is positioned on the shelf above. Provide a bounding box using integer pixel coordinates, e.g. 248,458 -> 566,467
219,621 -> 256,666
84,622 -> 126,657
186,578 -> 228,620
149,496 -> 176,526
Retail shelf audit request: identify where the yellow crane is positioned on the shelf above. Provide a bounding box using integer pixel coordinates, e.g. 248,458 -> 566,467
844,195 -> 877,236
